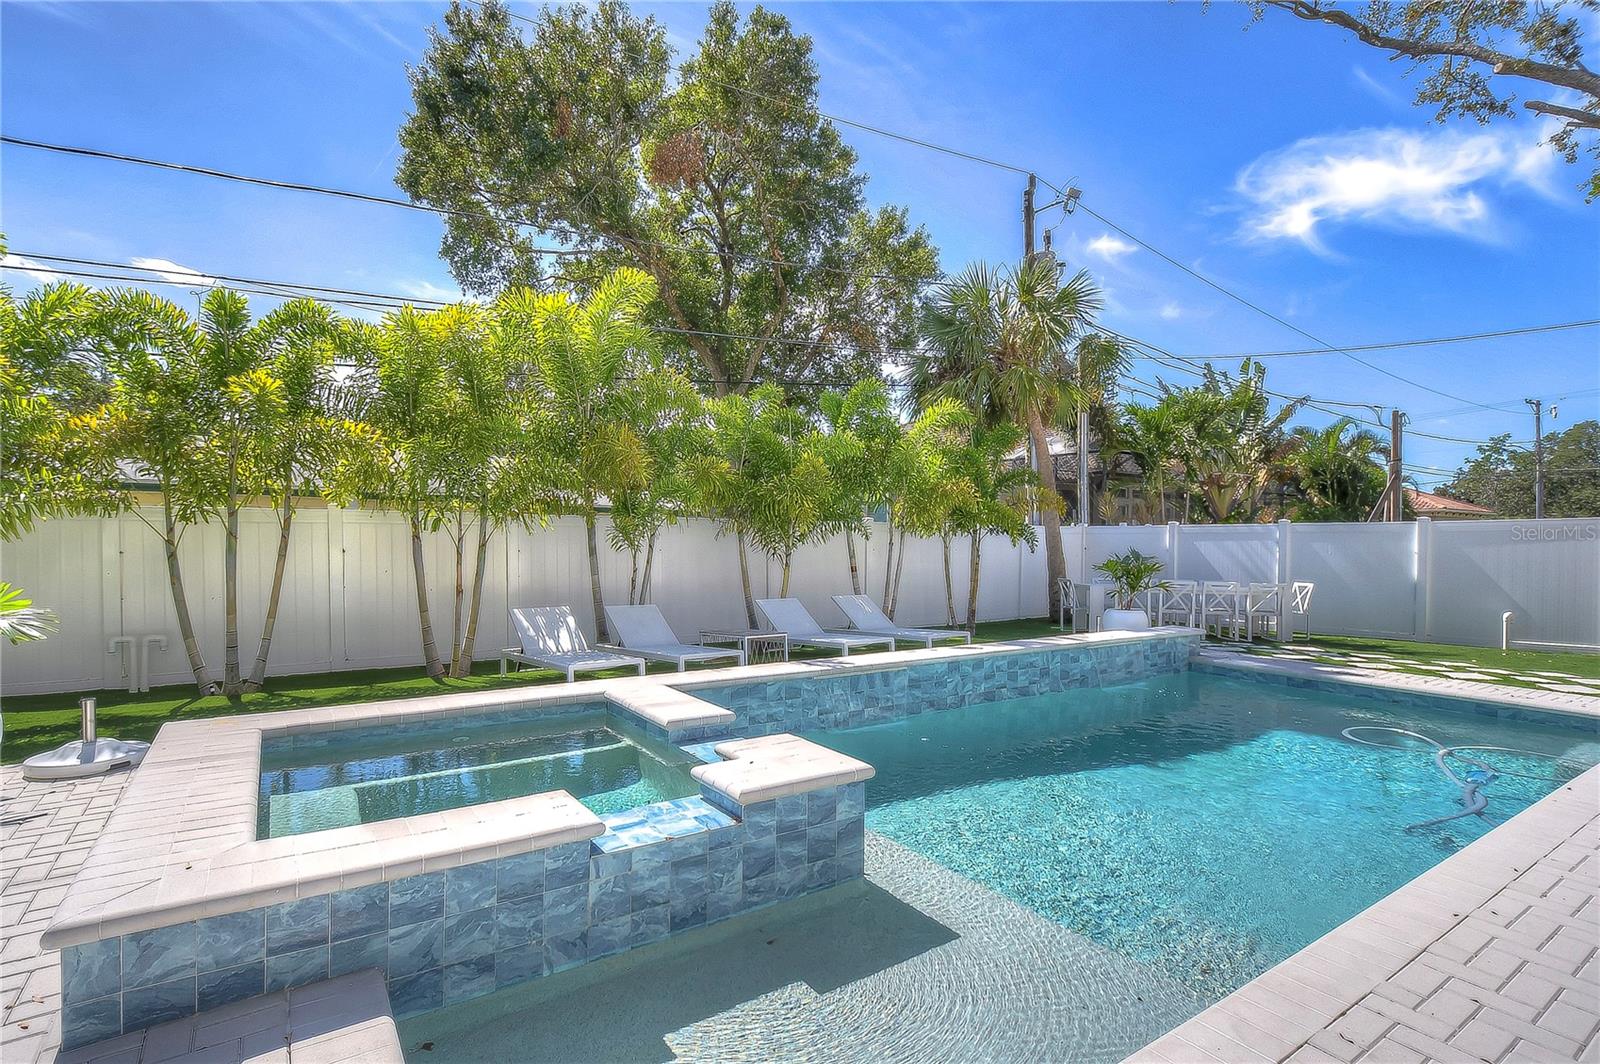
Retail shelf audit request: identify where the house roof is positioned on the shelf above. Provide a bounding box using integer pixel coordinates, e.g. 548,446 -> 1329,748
1404,488 -> 1495,517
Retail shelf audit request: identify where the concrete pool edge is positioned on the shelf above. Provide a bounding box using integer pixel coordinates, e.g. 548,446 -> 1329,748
1128,664 -> 1600,1063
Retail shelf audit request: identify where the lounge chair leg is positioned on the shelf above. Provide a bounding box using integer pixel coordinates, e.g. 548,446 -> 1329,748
499,657 -> 507,677
636,663 -> 645,675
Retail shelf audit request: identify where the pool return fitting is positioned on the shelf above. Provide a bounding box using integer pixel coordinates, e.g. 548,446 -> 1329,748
1340,726 -> 1578,832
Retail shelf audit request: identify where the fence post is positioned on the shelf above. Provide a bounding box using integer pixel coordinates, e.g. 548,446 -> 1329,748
1413,516 -> 1432,641
326,504 -> 347,669
1167,522 -> 1181,579
1276,519 -> 1292,584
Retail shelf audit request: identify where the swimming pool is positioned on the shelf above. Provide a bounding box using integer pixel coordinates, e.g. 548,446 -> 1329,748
257,711 -> 698,838
806,668 -> 1599,1004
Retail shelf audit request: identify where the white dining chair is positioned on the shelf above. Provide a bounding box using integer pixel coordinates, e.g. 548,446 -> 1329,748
1202,581 -> 1245,641
1289,581 -> 1315,641
1157,580 -> 1199,628
1058,579 -> 1092,633
1246,582 -> 1286,641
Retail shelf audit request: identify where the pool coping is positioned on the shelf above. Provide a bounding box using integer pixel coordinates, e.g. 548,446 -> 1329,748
1129,653 -> 1600,1063
40,627 -> 1195,951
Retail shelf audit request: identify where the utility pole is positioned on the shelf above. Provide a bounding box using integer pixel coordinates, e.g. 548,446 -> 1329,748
1526,398 -> 1545,519
1388,409 -> 1404,521
1023,174 -> 1037,260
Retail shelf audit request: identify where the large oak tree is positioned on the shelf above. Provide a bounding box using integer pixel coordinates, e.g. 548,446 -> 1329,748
398,0 -> 939,394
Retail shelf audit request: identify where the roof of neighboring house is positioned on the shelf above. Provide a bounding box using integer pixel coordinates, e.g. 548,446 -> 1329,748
1005,431 -> 1146,478
1404,488 -> 1496,517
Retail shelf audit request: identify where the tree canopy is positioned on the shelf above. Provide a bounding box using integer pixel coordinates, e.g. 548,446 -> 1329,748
397,0 -> 940,394
1441,420 -> 1600,518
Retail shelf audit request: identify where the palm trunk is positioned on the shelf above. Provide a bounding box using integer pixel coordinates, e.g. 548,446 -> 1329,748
1029,407 -> 1066,620
246,503 -> 294,691
585,511 -> 609,643
640,531 -> 657,604
888,526 -> 908,619
966,532 -> 982,632
409,513 -> 445,677
163,497 -> 215,694
453,514 -> 490,678
449,513 -> 465,675
781,551 -> 792,597
736,530 -> 757,627
629,548 -> 640,606
880,524 -> 896,608
845,530 -> 861,595
222,498 -> 241,695
942,534 -> 955,627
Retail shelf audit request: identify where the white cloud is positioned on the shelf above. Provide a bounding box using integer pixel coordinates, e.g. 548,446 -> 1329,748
395,278 -> 470,304
1351,66 -> 1403,107
129,257 -> 218,289
0,254 -> 64,285
1085,234 -> 1138,262
1235,127 -> 1559,249
1158,301 -> 1183,321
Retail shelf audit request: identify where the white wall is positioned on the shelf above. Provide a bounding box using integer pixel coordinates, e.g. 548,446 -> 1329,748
0,507 -> 1048,695
3,512 -> 1593,696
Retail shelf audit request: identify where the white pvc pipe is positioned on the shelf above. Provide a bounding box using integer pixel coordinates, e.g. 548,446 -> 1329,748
107,636 -> 135,693
1502,611 -> 1514,652
138,635 -> 168,693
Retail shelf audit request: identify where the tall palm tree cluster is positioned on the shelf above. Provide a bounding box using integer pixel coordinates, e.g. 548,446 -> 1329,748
2,268 -> 1039,694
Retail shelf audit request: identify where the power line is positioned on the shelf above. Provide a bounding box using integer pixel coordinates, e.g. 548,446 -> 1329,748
1194,319 -> 1600,360
1074,203 -> 1509,413
0,136 -> 924,286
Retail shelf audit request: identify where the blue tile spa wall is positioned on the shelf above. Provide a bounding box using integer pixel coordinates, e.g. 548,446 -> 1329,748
694,634 -> 1199,738
59,783 -> 866,1049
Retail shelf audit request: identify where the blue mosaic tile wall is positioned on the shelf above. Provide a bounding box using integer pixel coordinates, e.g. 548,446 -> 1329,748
59,782 -> 865,1049
693,634 -> 1199,737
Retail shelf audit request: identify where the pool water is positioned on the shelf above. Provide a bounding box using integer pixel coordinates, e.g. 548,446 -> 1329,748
806,670 -> 1599,1003
257,712 -> 697,838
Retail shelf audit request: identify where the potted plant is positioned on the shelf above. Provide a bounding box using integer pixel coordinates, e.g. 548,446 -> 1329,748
1093,549 -> 1169,631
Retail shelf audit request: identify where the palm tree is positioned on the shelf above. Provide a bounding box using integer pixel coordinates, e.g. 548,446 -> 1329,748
1119,402 -> 1187,522
949,422 -> 1037,630
528,268 -> 661,644
1287,419 -> 1389,522
1067,334 -> 1131,524
90,289 -> 218,692
1163,360 -> 1305,523
815,380 -> 900,595
0,582 -> 59,645
914,258 -> 1109,619
881,398 -> 970,618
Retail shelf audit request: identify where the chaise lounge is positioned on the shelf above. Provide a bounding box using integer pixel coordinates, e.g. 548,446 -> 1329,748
501,605 -> 646,682
754,597 -> 897,657
831,594 -> 972,648
603,604 -> 746,670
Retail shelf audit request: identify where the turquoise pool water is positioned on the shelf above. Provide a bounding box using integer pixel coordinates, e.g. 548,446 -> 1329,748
806,670 -> 1599,1003
257,713 -> 697,838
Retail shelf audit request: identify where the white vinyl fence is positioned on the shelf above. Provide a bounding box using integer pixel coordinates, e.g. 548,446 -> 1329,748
0,506 -> 1047,696
1,510 -> 1595,696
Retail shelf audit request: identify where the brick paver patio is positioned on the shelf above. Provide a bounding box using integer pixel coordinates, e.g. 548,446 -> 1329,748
1,765 -> 135,1064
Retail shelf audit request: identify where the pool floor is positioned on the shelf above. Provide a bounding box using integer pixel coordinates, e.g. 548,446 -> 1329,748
397,833 -> 1204,1063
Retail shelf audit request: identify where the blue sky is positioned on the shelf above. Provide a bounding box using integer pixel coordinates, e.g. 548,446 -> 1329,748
4,1 -> 1598,481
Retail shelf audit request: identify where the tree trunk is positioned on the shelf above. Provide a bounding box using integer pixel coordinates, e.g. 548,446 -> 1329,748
880,524 -> 896,608
585,511 -> 610,643
449,513 -> 465,675
453,514 -> 490,679
942,534 -> 955,627
1029,407 -> 1066,620
781,551 -> 792,597
163,499 -> 215,694
640,531 -> 657,604
888,525 -> 908,619
245,504 -> 294,691
222,499 -> 241,695
845,530 -> 861,595
410,513 -> 445,677
736,530 -> 757,627
629,548 -> 640,606
966,532 -> 982,632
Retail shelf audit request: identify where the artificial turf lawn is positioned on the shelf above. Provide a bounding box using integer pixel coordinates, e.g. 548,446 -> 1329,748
1240,633 -> 1600,688
0,618 -> 1062,764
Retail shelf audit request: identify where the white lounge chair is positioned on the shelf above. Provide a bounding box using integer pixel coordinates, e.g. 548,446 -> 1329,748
603,605 -> 745,671
754,598 -> 897,657
501,606 -> 646,682
831,594 -> 971,648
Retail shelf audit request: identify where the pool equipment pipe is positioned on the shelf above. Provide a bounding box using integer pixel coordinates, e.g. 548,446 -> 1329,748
1339,726 -> 1577,832
108,636 -> 136,693
138,634 -> 167,693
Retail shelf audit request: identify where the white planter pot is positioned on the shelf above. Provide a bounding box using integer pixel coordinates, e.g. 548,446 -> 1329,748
1102,608 -> 1150,632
